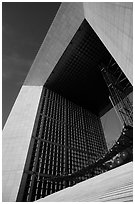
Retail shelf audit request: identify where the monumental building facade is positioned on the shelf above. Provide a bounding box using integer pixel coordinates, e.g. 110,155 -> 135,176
3,2 -> 133,202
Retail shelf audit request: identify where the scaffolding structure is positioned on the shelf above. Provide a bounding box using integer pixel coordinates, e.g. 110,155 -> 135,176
100,57 -> 133,127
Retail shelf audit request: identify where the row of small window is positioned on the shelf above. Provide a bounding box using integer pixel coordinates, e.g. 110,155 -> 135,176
86,147 -> 104,156
37,108 -> 102,141
45,94 -> 83,114
36,150 -> 66,165
30,156 -> 65,173
41,113 -> 85,130
29,142 -> 66,171
84,123 -> 101,132
68,163 -> 87,173
86,138 -> 104,146
34,142 -> 92,168
24,174 -> 66,201
30,141 -> 104,172
67,108 -> 83,118
67,117 -> 84,129
68,143 -> 87,152
43,121 -> 65,134
38,122 -> 104,149
67,135 -> 86,144
46,89 -> 65,103
68,140 -> 87,150
86,140 -> 106,151
38,119 -> 66,144
67,123 -> 101,136
68,149 -> 88,156
44,100 -> 65,122
35,115 -> 45,137
67,133 -> 104,149
68,151 -> 88,162
68,160 -> 88,169
67,133 -> 86,142
41,116 -> 65,130
38,144 -> 65,162
36,163 -> 66,175
87,146 -> 105,155
40,97 -> 47,114
36,119 -> 105,148
68,134 -> 86,142
86,139 -> 106,147
68,161 -> 87,167
67,126 -> 85,135
43,101 -> 86,127
31,142 -> 65,163
86,133 -> 105,143
68,154 -> 88,162
41,131 -> 66,146
68,113 -> 83,122
43,88 -> 99,124
41,134 -> 66,146
44,88 -> 87,115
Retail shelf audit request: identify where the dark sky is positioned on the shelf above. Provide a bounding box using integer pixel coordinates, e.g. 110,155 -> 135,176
2,2 -> 61,128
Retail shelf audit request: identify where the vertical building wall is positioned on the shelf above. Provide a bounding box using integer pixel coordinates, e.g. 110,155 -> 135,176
83,2 -> 133,84
17,88 -> 107,201
2,85 -> 42,201
3,3 -> 85,201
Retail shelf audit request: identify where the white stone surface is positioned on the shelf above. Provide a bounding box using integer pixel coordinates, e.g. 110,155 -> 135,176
37,162 -> 133,202
2,85 -> 43,201
83,2 -> 133,84
24,2 -> 84,86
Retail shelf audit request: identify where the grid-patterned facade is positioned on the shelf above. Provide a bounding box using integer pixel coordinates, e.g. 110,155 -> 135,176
17,87 -> 107,201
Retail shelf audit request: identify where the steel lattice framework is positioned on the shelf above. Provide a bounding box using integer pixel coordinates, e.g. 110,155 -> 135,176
100,57 -> 133,127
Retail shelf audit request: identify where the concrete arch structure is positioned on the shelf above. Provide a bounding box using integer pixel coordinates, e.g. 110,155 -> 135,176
3,2 -> 133,201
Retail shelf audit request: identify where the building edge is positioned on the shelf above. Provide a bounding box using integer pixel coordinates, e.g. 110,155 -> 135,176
24,2 -> 85,86
2,85 -> 43,201
83,2 -> 133,85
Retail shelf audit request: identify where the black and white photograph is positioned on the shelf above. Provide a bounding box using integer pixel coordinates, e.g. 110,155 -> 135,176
2,1 -> 133,202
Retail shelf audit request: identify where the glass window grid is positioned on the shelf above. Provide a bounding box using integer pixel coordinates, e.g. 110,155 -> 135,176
21,88 -> 107,201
